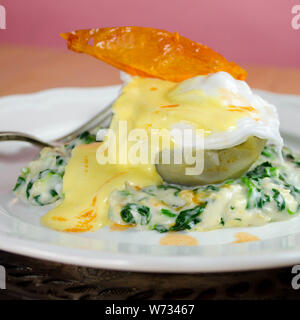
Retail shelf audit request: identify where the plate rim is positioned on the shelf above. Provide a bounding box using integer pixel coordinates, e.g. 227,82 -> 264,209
1,232 -> 300,273
1,86 -> 300,273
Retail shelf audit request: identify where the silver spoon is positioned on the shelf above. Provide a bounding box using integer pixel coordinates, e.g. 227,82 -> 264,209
0,101 -> 113,148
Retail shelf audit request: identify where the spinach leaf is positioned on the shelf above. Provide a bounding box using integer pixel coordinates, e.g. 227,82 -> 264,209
283,182 -> 300,197
169,202 -> 207,231
120,204 -> 136,224
13,176 -> 26,191
50,189 -> 58,197
33,195 -> 44,206
224,179 -> 235,185
161,208 -> 177,218
120,203 -> 150,225
241,177 -> 270,209
272,189 -> 286,211
193,184 -> 220,194
261,145 -> 278,159
287,205 -> 300,215
56,156 -> 66,166
26,181 -> 33,199
157,184 -> 182,196
204,185 -> 219,191
234,218 -> 242,221
261,150 -> 272,158
282,147 -> 295,161
281,148 -> 300,167
246,161 -> 278,181
152,224 -> 168,233
78,131 -> 97,144
38,169 -> 55,180
65,130 -> 97,151
294,161 -> 300,167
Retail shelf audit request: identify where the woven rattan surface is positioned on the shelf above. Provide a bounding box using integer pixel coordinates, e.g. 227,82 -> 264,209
0,250 -> 299,300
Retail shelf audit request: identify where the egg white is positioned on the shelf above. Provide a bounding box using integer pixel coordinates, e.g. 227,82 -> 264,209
169,72 -> 283,150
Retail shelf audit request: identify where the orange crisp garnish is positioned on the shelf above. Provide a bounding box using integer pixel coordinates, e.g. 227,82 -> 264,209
84,155 -> 89,174
61,26 -> 247,81
160,233 -> 199,246
64,196 -> 98,233
233,232 -> 260,243
64,207 -> 97,233
64,226 -> 93,232
228,106 -> 258,113
91,195 -> 97,207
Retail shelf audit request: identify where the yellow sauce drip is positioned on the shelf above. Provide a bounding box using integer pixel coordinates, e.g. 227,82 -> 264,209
42,143 -> 161,231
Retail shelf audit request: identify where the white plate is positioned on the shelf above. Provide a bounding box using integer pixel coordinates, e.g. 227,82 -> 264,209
1,86 -> 300,273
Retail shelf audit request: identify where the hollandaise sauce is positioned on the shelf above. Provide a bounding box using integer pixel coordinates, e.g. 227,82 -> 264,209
13,74 -> 299,233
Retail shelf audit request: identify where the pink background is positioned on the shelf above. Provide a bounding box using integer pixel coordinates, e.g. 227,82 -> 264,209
0,0 -> 300,67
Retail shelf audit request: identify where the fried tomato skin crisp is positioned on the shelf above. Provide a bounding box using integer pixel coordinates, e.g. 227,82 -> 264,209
61,26 -> 247,81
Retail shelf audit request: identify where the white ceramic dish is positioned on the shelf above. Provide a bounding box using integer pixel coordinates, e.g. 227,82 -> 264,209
1,86 -> 300,273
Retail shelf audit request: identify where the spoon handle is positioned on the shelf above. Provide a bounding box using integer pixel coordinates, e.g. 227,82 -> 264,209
0,131 -> 59,148
0,101 -> 114,148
